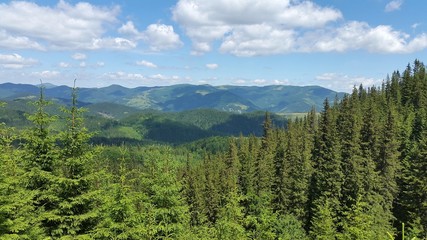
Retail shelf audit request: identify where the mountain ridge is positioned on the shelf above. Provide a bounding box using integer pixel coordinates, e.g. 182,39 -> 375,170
0,82 -> 344,113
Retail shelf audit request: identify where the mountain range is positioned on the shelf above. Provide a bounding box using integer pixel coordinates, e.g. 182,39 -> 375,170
0,83 -> 343,113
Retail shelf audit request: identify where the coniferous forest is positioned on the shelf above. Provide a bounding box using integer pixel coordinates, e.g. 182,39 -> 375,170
1,60 -> 427,239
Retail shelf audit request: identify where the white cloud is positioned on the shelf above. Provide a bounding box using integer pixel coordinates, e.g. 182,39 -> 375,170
118,21 -> 139,35
0,53 -> 38,69
89,37 -> 137,50
206,63 -> 218,69
136,60 -> 157,68
30,70 -> 60,78
0,0 -> 123,50
220,24 -> 295,56
150,74 -> 168,80
253,79 -> 267,84
118,21 -> 182,51
412,23 -> 421,30
97,61 -> 105,67
0,30 -> 45,50
59,62 -> 70,68
72,53 -> 87,60
315,73 -> 383,92
273,79 -> 289,85
172,0 -> 341,55
143,24 -> 183,51
103,71 -> 146,81
385,0 -> 403,12
172,0 -> 427,55
79,62 -> 86,67
300,21 -> 427,53
102,71 -> 183,86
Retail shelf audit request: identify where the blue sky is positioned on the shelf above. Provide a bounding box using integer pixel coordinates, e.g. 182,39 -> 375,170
0,0 -> 426,92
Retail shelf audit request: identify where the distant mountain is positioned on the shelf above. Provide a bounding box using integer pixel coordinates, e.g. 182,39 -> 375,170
0,83 -> 344,113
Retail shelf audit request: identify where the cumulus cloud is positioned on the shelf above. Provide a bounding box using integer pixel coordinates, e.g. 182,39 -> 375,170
253,79 -> 267,84
315,73 -> 383,92
385,0 -> 403,12
299,21 -> 427,53
172,0 -> 427,55
102,71 -> 183,86
136,60 -> 157,68
30,70 -> 60,78
0,30 -> 44,50
235,79 -> 246,84
103,71 -> 146,81
72,53 -> 87,60
0,1 -> 137,50
90,37 -> 137,50
220,24 -> 295,56
142,24 -> 183,51
59,62 -> 70,68
206,63 -> 218,69
118,21 -> 182,51
273,79 -> 290,85
0,53 -> 38,69
172,0 -> 341,55
118,21 -> 139,35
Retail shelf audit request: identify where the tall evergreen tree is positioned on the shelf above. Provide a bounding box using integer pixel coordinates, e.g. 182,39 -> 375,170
45,83 -> 100,238
20,84 -> 59,238
378,105 -> 401,224
0,105 -> 43,238
93,146 -> 145,239
140,146 -> 190,239
309,99 -> 343,233
255,112 -> 276,197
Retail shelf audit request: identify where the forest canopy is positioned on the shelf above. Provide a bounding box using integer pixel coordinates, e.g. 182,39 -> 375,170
1,60 -> 427,239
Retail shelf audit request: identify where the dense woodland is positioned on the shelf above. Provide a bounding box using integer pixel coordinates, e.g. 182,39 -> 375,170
1,60 -> 427,239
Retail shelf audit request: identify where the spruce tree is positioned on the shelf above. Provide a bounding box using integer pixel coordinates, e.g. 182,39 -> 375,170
92,146 -> 144,239
378,105 -> 401,224
20,84 -> 59,238
140,146 -> 190,239
47,83 -> 100,238
309,99 -> 343,233
0,106 -> 43,238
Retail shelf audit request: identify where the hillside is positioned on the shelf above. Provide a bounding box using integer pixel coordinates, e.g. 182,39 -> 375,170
0,100 -> 287,145
0,83 -> 343,113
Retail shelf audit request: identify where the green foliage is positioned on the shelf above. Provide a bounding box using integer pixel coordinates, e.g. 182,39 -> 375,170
2,60 -> 427,239
309,198 -> 336,240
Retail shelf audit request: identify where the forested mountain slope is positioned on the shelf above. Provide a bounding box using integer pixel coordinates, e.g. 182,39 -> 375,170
1,60 -> 427,239
0,83 -> 343,113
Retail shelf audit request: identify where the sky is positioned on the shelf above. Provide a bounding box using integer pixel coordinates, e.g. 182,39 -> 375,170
0,0 -> 426,92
